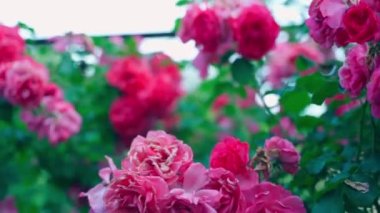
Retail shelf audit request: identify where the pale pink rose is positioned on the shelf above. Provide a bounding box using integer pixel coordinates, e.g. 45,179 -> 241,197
164,163 -> 221,213
4,57 -> 49,108
264,136 -> 300,174
268,42 -> 324,88
104,173 -> 169,213
122,130 -> 193,185
244,182 -> 306,213
367,68 -> 380,118
206,168 -> 245,213
21,97 -> 82,144
339,44 -> 370,97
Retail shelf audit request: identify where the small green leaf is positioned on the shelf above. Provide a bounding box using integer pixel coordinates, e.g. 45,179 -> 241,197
280,90 -> 311,114
307,157 -> 327,174
231,58 -> 255,85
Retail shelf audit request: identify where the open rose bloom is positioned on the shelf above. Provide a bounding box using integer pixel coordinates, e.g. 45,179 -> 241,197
83,131 -> 305,213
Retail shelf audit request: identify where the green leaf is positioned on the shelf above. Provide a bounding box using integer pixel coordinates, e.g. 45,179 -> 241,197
231,58 -> 255,85
344,175 -> 380,207
296,73 -> 325,93
176,0 -> 192,6
312,81 -> 340,105
312,190 -> 344,213
280,90 -> 311,114
360,155 -> 380,173
0,99 -> 13,123
296,56 -> 315,71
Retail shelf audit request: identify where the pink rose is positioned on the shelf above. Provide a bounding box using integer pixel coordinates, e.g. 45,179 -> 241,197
339,44 -> 370,97
106,56 -> 153,96
232,4 -> 279,60
104,173 -> 169,213
109,96 -> 151,142
210,136 -> 250,175
179,5 -> 224,52
51,34 -> 94,53
0,25 -> 25,63
244,182 -> 306,213
212,94 -> 230,112
264,136 -> 300,174
164,163 -> 221,213
0,62 -> 12,95
122,131 -> 193,185
206,168 -> 245,213
145,73 -> 182,118
367,68 -> 380,118
4,57 -> 49,108
149,53 -> 181,83
21,96 -> 82,144
343,2 -> 378,44
306,0 -> 349,48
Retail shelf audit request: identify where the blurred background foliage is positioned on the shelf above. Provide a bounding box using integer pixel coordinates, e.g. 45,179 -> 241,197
0,0 -> 379,212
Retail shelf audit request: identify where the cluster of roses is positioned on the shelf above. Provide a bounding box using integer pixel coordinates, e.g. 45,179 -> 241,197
0,25 -> 81,144
106,54 -> 182,143
82,130 -> 306,212
179,0 -> 279,77
307,0 -> 380,118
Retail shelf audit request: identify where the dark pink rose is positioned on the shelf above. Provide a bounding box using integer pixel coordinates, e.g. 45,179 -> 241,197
164,163 -> 221,213
232,4 -> 279,60
179,5 -> 224,52
339,44 -> 370,97
104,172 -> 169,213
210,136 -> 250,175
264,136 -> 300,174
244,182 -> 306,213
0,25 -> 25,63
109,96 -> 151,142
0,62 -> 12,95
4,57 -> 49,108
106,56 -> 153,95
212,94 -> 230,112
367,68 -> 380,118
206,168 -> 245,213
122,130 -> 193,185
21,97 -> 82,144
343,2 -> 378,43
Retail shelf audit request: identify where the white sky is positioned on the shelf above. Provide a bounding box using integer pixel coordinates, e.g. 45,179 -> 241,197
0,0 -> 309,60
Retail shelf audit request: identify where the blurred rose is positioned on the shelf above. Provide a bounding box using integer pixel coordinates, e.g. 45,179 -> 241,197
343,2 -> 378,43
106,56 -> 153,96
4,57 -> 49,108
232,4 -> 279,60
0,197 -> 17,213
339,44 -> 370,97
367,68 -> 380,118
21,96 -> 82,144
109,96 -> 151,141
0,25 -> 25,63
